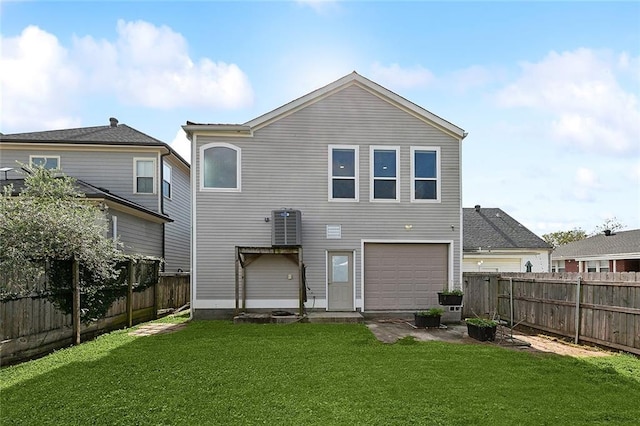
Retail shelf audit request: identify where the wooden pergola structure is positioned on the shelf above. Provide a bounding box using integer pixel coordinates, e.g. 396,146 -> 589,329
235,246 -> 304,316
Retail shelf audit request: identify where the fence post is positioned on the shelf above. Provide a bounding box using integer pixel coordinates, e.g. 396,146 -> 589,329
127,259 -> 135,328
72,257 -> 81,345
574,276 -> 581,344
153,261 -> 159,320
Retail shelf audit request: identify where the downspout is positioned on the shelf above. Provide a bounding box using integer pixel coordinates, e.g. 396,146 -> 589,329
160,150 -> 170,272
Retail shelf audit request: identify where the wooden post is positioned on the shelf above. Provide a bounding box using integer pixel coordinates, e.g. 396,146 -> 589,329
298,247 -> 304,316
575,276 -> 581,344
127,259 -> 135,328
153,261 -> 159,320
235,247 -> 240,315
72,257 -> 81,345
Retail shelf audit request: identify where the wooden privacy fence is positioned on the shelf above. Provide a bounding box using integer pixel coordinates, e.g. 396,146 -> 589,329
463,272 -> 640,355
0,269 -> 190,366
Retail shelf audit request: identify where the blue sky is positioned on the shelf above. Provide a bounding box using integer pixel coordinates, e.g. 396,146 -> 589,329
1,1 -> 639,237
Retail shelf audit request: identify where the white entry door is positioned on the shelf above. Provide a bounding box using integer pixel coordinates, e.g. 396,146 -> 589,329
327,251 -> 354,311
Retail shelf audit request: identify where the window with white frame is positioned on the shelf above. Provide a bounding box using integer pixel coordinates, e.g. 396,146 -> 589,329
599,260 -> 610,272
329,145 -> 358,201
30,155 -> 60,170
370,146 -> 399,201
586,260 -> 597,272
411,147 -> 440,201
552,260 -> 565,272
162,163 -> 172,198
201,143 -> 241,191
134,158 -> 156,194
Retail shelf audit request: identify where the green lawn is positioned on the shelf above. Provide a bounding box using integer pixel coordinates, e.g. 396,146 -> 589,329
1,316 -> 639,425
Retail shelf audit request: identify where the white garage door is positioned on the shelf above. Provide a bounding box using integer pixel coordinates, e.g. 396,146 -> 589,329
364,243 -> 448,311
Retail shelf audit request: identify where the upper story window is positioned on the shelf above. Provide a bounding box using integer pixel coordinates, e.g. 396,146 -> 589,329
134,158 -> 156,194
370,146 -> 399,201
162,163 -> 172,199
200,143 -> 241,191
329,145 -> 358,201
30,155 -> 60,170
411,147 -> 440,202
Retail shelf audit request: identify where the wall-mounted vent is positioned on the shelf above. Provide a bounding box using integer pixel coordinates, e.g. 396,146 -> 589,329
272,209 -> 302,246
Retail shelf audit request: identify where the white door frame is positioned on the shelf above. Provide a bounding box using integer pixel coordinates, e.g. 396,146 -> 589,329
325,250 -> 356,311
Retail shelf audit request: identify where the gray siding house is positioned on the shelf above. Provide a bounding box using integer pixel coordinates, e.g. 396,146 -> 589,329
0,118 -> 190,272
184,72 -> 466,318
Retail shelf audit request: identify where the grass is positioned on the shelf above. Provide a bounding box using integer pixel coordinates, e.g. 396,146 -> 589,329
1,316 -> 639,425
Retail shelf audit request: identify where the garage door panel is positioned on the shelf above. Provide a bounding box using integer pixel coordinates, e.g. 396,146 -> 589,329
364,243 -> 448,311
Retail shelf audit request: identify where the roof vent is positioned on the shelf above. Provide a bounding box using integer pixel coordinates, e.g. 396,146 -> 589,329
604,229 -> 612,236
474,205 -> 481,212
109,117 -> 119,127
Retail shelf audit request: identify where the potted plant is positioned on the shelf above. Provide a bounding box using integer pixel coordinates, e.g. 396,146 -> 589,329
465,317 -> 498,341
437,289 -> 463,305
414,308 -> 444,328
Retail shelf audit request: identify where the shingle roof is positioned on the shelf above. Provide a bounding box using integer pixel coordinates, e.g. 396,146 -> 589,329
463,207 -> 551,251
552,229 -> 640,259
2,178 -> 171,222
0,119 -> 189,167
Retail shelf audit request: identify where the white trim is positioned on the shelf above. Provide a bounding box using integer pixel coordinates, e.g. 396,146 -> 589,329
190,134 -> 198,320
369,145 -> 400,202
162,162 -> 172,199
410,146 -> 441,203
193,299 -> 328,310
360,239 -> 455,312
199,142 -> 242,192
111,215 -> 118,249
133,157 -> 157,194
29,154 -> 60,170
328,144 -> 359,202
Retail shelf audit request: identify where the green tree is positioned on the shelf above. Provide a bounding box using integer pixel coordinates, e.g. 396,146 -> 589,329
0,165 -> 124,322
592,217 -> 625,235
542,228 -> 587,249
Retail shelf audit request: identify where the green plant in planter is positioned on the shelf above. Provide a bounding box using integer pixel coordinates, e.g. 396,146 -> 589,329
414,307 -> 444,328
437,289 -> 463,305
465,317 -> 497,327
465,317 -> 498,341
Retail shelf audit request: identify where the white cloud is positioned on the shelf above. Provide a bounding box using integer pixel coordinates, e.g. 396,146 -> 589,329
447,65 -> 500,93
496,48 -> 640,155
295,0 -> 341,14
572,167 -> 601,201
0,26 -> 82,130
170,128 -> 191,164
0,20 -> 253,132
370,62 -> 435,90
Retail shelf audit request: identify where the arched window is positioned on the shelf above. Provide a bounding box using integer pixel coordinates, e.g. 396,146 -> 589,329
200,143 -> 241,191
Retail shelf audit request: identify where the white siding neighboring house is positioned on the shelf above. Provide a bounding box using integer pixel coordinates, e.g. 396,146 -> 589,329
184,72 -> 467,318
0,118 -> 191,272
463,205 -> 552,272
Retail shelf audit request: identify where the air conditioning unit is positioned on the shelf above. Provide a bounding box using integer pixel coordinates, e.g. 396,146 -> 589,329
272,209 -> 302,246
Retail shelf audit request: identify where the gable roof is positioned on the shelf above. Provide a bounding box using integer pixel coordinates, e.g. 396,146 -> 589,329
0,118 -> 189,167
463,206 -> 551,251
552,229 -> 640,260
3,178 -> 172,223
183,71 -> 467,139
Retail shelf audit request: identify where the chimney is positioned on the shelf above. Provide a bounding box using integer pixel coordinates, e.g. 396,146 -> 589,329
109,117 -> 119,127
474,205 -> 481,212
604,229 -> 612,236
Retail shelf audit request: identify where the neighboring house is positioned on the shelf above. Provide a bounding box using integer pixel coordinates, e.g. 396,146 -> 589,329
183,72 -> 467,318
0,118 -> 190,272
551,229 -> 640,273
463,205 -> 552,272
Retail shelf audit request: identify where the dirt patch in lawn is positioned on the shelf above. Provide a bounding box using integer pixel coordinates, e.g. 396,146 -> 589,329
128,322 -> 187,337
366,319 -> 612,358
